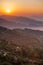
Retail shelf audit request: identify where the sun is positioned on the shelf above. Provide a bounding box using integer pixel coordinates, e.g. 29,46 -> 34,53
6,8 -> 11,13
2,6 -> 15,15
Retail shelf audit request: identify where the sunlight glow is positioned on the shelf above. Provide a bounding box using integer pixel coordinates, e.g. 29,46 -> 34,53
0,0 -> 43,15
6,8 -> 11,13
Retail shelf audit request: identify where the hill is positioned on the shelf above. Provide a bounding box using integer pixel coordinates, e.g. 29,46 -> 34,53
0,26 -> 43,65
0,26 -> 43,48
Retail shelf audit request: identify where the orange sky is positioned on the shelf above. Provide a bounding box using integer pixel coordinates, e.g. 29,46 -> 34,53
0,0 -> 43,15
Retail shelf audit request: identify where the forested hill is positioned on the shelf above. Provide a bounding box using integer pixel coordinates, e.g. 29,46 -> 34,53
0,26 -> 43,48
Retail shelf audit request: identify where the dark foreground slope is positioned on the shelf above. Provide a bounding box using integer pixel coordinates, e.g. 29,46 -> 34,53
0,26 -> 43,65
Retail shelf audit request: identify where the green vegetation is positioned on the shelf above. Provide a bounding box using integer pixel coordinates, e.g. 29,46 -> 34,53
0,39 -> 43,65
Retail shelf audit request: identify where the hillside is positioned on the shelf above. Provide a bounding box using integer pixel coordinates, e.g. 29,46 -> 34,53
0,26 -> 43,48
0,26 -> 43,65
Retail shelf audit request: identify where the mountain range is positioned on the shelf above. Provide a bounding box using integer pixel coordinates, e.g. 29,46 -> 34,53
0,15 -> 43,30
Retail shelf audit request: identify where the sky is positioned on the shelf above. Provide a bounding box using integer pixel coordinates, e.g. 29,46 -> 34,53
0,0 -> 43,16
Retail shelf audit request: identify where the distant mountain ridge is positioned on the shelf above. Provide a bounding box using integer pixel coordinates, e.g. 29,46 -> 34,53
0,15 -> 43,30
